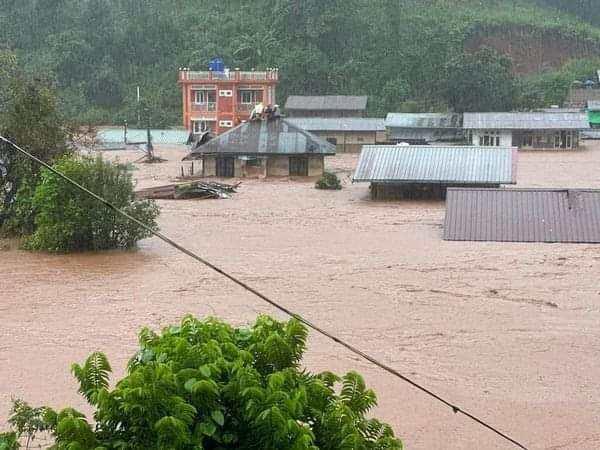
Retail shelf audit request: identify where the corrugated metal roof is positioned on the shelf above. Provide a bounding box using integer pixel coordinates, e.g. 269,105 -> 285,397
284,95 -> 368,111
385,113 -> 462,129
587,100 -> 600,111
353,146 -> 517,184
463,112 -> 590,130
183,118 -> 336,160
444,188 -> 600,243
582,130 -> 600,139
97,128 -> 189,144
387,128 -> 464,142
286,117 -> 385,132
540,108 -> 583,113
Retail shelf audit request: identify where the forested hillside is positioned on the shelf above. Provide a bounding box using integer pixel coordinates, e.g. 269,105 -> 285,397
1,0 -> 600,126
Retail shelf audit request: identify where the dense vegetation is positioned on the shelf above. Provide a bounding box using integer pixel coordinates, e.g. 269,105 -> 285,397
1,0 -> 600,126
0,55 -> 158,251
0,315 -> 402,449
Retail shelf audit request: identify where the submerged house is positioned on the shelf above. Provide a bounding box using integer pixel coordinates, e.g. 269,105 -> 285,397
385,113 -> 463,144
286,117 -> 386,153
463,112 -> 590,150
353,145 -> 517,200
182,117 -> 336,178
284,96 -> 368,118
444,188 -> 600,243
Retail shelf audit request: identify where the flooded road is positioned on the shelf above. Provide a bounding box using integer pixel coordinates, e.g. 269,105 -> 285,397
1,145 -> 600,449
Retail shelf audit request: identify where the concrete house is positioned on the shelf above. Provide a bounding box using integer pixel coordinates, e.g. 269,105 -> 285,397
463,112 -> 590,150
385,113 -> 464,144
353,145 -> 517,200
286,117 -> 386,153
182,117 -> 336,178
284,95 -> 368,118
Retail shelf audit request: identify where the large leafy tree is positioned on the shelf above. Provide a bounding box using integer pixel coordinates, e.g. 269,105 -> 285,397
2,315 -> 403,449
443,47 -> 516,113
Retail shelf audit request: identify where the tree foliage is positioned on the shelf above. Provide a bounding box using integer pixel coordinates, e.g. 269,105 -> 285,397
443,48 -> 517,113
1,315 -> 403,450
1,1 -> 600,124
22,155 -> 159,252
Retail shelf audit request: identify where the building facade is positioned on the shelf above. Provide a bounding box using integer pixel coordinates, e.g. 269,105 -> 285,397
463,112 -> 590,150
286,118 -> 386,153
178,67 -> 279,136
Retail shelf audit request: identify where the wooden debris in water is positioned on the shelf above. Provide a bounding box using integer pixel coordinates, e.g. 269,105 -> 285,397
135,181 -> 240,200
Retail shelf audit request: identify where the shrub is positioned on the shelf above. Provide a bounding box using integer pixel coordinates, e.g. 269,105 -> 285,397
2,315 -> 403,450
24,155 -> 159,252
315,172 -> 342,190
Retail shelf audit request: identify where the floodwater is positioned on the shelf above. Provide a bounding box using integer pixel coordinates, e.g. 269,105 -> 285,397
2,144 -> 600,449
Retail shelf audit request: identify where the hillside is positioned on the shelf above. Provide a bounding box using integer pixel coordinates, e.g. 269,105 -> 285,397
1,0 -> 599,126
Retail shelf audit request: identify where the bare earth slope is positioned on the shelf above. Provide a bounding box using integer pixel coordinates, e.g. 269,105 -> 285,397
1,144 -> 600,449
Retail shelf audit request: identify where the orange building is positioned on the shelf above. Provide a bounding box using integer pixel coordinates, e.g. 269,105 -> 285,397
178,66 -> 279,136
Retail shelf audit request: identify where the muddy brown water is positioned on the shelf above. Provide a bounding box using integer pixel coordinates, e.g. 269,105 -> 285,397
2,145 -> 600,449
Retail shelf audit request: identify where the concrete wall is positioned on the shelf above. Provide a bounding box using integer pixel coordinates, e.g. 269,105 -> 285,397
370,182 -> 500,201
203,156 -> 217,177
267,156 -> 290,176
470,130 -> 513,147
308,156 -> 325,176
312,131 -> 380,153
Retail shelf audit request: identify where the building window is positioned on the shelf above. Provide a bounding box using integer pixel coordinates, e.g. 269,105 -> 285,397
192,120 -> 214,134
522,133 -> 534,148
479,130 -> 500,146
219,90 -> 233,97
240,90 -> 262,104
326,137 -> 338,145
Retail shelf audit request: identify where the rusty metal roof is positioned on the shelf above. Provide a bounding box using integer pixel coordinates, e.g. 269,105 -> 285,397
284,95 -> 368,111
353,146 -> 517,184
385,113 -> 462,129
463,112 -> 590,130
183,118 -> 336,160
444,188 -> 600,243
286,117 -> 385,132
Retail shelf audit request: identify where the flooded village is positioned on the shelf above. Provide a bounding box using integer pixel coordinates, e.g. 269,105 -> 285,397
3,3 -> 600,450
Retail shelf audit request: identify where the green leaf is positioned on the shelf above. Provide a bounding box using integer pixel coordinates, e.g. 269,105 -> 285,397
197,421 -> 216,437
211,410 -> 224,426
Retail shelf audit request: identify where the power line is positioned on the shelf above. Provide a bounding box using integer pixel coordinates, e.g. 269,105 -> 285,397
0,135 -> 529,450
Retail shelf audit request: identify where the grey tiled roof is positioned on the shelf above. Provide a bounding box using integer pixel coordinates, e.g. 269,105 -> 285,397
284,95 -> 368,111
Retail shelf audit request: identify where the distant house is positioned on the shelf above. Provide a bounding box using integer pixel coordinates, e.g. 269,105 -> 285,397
284,96 -> 368,118
286,118 -> 386,153
353,145 -> 517,200
463,112 -> 590,150
587,101 -> 600,129
182,117 -> 335,178
385,113 -> 464,144
444,188 -> 600,243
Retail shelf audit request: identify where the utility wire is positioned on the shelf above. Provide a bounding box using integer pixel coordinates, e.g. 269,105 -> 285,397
0,135 -> 529,450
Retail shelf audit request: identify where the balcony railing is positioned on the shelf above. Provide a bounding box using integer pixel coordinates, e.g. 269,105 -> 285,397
191,102 -> 216,112
180,69 -> 279,82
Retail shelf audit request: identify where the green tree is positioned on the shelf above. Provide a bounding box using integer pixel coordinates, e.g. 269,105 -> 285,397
443,47 -> 516,113
3,315 -> 403,450
25,155 -> 159,252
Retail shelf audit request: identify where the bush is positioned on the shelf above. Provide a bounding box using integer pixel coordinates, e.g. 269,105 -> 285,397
1,315 -> 403,450
315,172 -> 342,190
24,155 -> 159,252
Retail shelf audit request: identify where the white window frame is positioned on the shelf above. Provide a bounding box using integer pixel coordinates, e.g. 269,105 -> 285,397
192,120 -> 214,134
219,90 -> 233,97
219,120 -> 233,128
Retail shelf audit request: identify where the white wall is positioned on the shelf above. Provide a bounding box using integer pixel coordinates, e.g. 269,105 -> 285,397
470,130 -> 513,147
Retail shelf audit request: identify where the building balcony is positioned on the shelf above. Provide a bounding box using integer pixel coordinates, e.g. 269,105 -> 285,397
179,69 -> 279,83
191,102 -> 216,112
